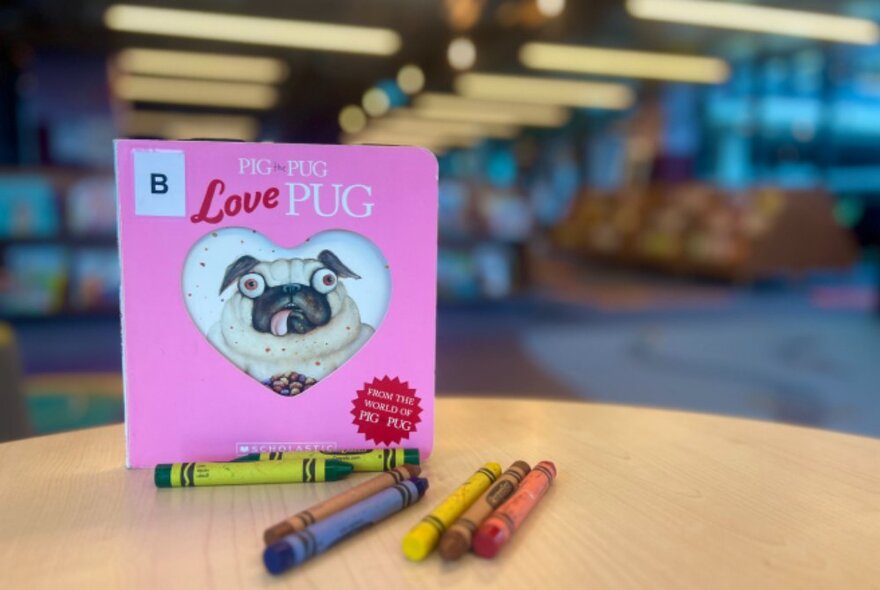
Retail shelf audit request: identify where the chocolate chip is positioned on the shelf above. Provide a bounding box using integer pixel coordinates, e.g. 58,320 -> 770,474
264,370 -> 319,396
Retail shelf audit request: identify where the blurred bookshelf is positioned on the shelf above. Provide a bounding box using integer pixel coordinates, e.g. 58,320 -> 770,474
552,184 -> 859,282
0,168 -> 118,320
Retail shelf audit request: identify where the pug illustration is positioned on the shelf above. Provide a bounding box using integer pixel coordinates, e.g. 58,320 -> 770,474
207,249 -> 374,391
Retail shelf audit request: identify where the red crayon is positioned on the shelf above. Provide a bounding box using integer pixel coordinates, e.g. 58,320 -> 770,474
472,460 -> 556,558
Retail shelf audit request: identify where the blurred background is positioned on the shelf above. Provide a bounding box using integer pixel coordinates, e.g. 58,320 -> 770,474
1,0 -> 879,442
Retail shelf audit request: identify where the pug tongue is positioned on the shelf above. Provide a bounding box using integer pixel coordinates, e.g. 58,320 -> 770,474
270,309 -> 292,336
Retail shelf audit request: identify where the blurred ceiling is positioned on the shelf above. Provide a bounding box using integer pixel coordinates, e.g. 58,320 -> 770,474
3,0 -> 873,142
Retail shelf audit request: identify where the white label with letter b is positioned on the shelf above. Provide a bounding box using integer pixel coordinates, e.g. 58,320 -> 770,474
133,150 -> 186,217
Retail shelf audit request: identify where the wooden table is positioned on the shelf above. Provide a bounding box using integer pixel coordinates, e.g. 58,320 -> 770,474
1,398 -> 879,589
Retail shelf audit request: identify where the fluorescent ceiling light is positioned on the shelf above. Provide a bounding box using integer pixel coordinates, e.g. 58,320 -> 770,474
113,75 -> 278,109
346,127 -> 480,148
397,64 -> 425,94
115,48 -> 289,83
415,93 -> 571,127
455,73 -> 634,109
351,142 -> 451,156
121,110 -> 259,140
537,0 -> 566,18
376,110 -> 519,138
338,105 -> 368,134
362,88 -> 391,117
627,0 -> 879,45
413,106 -> 551,127
345,135 -> 446,149
520,43 -> 729,83
343,131 -> 469,152
447,37 -> 477,70
104,4 -> 401,55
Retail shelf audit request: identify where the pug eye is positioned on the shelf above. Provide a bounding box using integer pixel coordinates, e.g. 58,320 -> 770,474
311,268 -> 337,294
238,273 -> 265,298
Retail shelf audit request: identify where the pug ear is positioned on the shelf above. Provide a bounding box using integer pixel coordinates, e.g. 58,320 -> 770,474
318,250 -> 361,279
220,255 -> 259,294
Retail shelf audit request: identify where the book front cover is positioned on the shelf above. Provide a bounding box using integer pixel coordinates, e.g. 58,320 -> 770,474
115,140 -> 437,468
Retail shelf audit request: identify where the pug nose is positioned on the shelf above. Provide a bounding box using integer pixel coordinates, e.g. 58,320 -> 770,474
282,284 -> 302,294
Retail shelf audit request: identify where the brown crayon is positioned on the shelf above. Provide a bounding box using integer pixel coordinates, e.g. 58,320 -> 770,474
473,460 -> 556,558
438,460 -> 530,560
263,464 -> 420,545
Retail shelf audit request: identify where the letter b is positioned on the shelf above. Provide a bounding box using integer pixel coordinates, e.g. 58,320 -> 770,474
151,173 -> 169,194
134,149 -> 185,217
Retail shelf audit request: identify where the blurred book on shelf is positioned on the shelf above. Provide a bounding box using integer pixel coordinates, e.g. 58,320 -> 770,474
0,176 -> 60,239
0,245 -> 68,315
69,249 -> 119,312
66,177 -> 117,237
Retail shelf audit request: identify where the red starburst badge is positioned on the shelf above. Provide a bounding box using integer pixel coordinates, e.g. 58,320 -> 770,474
351,376 -> 422,446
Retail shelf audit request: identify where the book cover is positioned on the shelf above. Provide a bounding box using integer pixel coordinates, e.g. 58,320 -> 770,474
115,140 -> 437,468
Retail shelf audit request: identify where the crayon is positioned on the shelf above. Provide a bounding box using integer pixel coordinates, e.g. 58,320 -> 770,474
438,460 -> 530,561
472,460 -> 556,558
402,462 -> 502,561
234,448 -> 420,472
154,459 -> 353,488
263,464 -> 421,545
264,477 -> 429,575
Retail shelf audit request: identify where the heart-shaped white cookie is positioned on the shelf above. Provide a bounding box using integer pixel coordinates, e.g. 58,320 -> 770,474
182,228 -> 390,396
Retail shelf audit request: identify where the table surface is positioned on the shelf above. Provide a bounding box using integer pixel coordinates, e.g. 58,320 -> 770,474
1,397 -> 879,589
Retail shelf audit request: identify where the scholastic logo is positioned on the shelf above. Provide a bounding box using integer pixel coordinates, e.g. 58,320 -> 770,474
235,441 -> 338,455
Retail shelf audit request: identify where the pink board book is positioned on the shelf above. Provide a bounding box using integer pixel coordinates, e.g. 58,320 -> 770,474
114,140 -> 438,468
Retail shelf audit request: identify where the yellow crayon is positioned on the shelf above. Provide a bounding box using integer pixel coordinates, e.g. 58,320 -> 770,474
154,459 -> 353,487
402,462 -> 502,561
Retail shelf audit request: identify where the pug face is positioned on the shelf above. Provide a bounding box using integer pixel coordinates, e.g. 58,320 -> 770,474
220,250 -> 361,337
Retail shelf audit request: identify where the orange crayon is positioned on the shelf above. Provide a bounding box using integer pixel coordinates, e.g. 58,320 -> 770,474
472,460 -> 556,558
439,460 -> 531,560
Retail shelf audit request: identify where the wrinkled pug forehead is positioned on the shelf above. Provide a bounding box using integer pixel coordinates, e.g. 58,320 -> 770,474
254,258 -> 326,287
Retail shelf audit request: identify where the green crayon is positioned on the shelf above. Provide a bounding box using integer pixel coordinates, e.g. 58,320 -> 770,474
154,459 -> 353,488
233,448 -> 420,472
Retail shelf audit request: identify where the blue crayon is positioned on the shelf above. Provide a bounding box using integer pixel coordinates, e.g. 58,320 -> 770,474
264,478 -> 428,575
